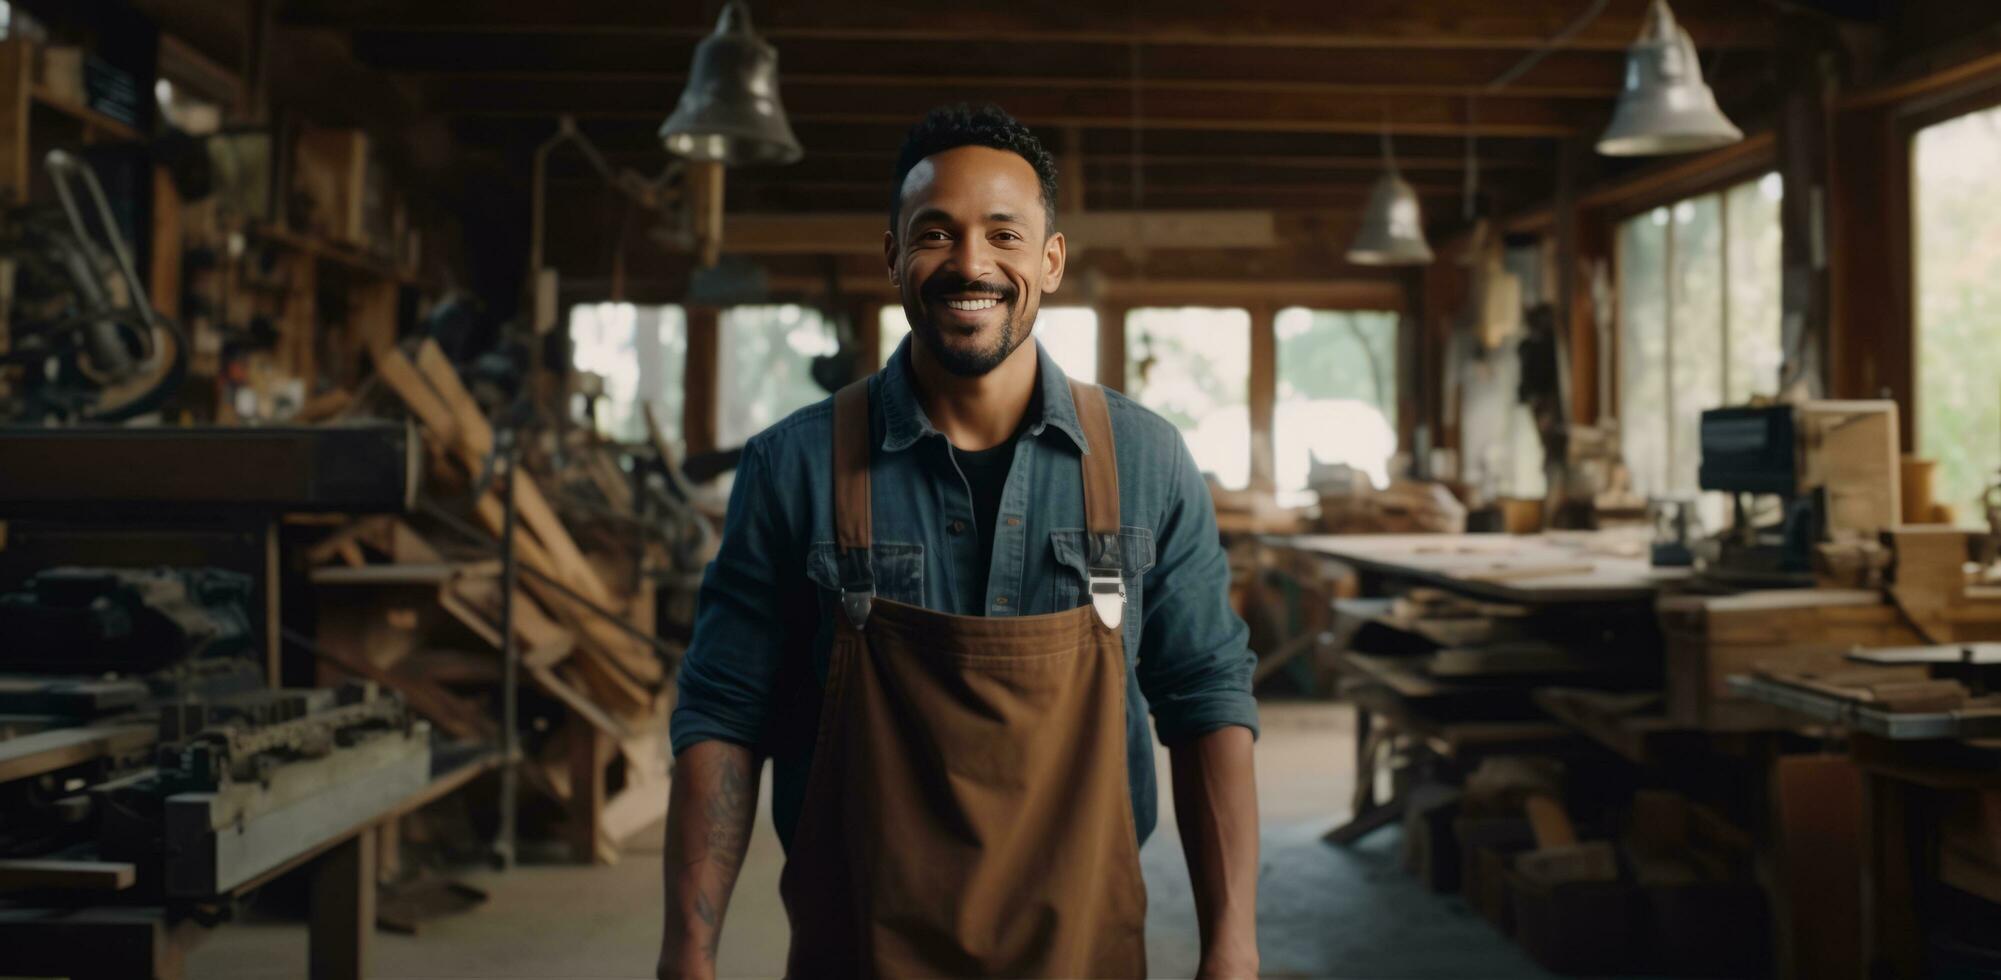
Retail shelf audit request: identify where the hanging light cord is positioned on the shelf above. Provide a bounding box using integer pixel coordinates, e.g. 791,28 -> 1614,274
1464,0 -> 1615,216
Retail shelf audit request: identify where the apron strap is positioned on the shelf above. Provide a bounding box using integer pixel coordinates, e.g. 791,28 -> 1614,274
832,378 -> 875,628
1067,378 -> 1126,630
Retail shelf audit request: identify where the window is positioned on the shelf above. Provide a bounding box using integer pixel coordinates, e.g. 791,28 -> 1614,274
878,305 -> 1098,381
1617,172 -> 1784,502
718,304 -> 840,449
1273,308 -> 1399,501
569,303 -> 685,445
1915,105 -> 2001,520
1125,307 -> 1252,490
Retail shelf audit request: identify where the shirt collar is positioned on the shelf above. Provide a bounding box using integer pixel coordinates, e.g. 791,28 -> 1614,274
877,333 -> 1090,454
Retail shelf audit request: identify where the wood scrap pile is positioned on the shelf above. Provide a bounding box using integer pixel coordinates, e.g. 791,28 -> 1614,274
300,338 -> 717,862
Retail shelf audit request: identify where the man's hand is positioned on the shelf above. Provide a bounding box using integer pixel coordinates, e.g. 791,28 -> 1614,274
657,741 -> 759,980
1170,725 -> 1259,978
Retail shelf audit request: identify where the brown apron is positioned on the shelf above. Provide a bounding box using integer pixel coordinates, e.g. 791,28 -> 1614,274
779,377 -> 1148,978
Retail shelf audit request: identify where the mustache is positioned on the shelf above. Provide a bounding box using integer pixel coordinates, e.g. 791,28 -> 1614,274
920,273 -> 1016,304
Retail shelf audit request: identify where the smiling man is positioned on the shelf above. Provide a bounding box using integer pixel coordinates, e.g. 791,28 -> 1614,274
658,104 -> 1260,979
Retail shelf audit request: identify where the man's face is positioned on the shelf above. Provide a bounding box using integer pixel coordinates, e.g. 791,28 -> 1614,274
886,145 -> 1065,378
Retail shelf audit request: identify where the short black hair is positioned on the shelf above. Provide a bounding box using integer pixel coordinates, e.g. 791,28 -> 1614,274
890,103 -> 1059,234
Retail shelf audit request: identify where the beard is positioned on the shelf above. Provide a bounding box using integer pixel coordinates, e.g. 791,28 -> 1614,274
906,272 -> 1028,378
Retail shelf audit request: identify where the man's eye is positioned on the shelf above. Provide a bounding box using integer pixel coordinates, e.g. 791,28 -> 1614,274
919,230 -> 951,241
993,230 -> 1021,242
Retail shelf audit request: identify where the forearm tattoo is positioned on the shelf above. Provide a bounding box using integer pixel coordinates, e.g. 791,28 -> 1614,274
672,748 -> 755,964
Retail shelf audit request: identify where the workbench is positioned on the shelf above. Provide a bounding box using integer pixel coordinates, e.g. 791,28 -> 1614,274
0,745 -> 508,980
1271,531 -> 1683,605
1264,533 -> 1680,845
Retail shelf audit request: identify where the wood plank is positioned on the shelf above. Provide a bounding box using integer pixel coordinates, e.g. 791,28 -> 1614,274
436,572 -> 577,670
310,631 -> 496,741
413,340 -> 618,610
529,665 -> 629,741
0,725 -> 154,784
370,346 -> 459,444
0,859 -> 136,892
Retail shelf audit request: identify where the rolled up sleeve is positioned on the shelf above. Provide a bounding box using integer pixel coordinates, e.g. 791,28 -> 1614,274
1136,433 -> 1259,745
670,436 -> 795,756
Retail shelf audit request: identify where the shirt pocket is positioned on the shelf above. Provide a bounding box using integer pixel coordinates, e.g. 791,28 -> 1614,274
1049,528 -> 1156,643
806,540 -> 926,609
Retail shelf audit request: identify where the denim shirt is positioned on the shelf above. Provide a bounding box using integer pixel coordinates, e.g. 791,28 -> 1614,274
670,335 -> 1259,850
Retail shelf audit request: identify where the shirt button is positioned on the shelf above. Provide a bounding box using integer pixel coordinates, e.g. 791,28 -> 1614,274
1005,517 -> 1021,527
948,520 -> 967,535
995,595 -> 1009,606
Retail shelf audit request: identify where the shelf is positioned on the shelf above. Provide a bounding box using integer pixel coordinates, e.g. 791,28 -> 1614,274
28,86 -> 140,142
251,222 -> 417,285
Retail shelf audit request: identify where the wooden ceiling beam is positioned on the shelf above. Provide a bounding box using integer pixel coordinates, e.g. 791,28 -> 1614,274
420,80 -> 1585,136
284,0 -> 1774,50
350,32 -> 1626,96
450,117 -> 1556,164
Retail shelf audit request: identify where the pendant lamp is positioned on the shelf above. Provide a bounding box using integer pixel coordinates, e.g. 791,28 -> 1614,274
1347,129 -> 1434,266
1597,0 -> 1742,156
660,1 -> 803,166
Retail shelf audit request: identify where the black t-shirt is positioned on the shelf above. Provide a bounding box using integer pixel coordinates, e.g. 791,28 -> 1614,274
951,391 -> 1038,597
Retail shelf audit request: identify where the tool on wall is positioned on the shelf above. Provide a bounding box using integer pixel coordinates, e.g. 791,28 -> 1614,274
0,150 -> 188,422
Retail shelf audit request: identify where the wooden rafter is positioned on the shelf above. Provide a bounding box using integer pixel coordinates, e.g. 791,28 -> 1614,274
282,0 -> 1774,51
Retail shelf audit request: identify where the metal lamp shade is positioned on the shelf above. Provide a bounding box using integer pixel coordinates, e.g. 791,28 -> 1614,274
659,2 -> 803,166
1346,171 -> 1434,266
1597,0 -> 1743,156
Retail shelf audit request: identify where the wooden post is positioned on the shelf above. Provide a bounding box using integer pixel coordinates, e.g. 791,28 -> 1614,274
569,725 -> 609,864
376,816 -> 401,886
1775,13 -> 1836,400
308,826 -> 375,980
1095,300 -> 1128,392
0,39 -> 31,205
149,167 -> 182,324
682,307 -> 719,455
688,161 -> 726,269
1248,303 -> 1277,493
1860,773 -> 1922,979
265,520 -> 282,687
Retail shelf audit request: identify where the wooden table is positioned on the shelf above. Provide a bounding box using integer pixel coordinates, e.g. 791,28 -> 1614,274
0,747 -> 508,980
1264,532 -> 1682,845
1269,531 -> 1682,605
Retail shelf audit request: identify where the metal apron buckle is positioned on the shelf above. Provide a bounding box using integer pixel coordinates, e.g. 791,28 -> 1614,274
842,589 -> 873,630
1088,568 -> 1125,631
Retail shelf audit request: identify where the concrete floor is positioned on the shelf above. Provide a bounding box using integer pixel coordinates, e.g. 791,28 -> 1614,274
189,701 -> 1560,979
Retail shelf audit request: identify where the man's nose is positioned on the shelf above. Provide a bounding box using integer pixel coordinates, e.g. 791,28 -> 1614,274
947,235 -> 997,280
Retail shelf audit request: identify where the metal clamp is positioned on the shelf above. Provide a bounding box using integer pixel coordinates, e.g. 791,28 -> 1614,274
841,589 -> 873,630
1088,568 -> 1125,631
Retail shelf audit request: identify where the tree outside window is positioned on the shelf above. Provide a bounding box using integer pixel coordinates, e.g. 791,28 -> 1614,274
1125,307 -> 1252,490
1273,308 -> 1400,502
1915,105 -> 2001,522
568,302 -> 686,446
1617,172 -> 1783,516
718,305 -> 840,449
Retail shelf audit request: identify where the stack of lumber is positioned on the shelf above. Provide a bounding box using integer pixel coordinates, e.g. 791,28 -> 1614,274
1750,664 -> 1995,715
306,338 -> 698,861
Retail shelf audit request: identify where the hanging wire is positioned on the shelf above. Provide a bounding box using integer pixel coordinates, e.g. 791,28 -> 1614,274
1462,0 -> 1615,217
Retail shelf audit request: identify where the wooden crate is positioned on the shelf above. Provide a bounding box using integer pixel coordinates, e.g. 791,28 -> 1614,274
1659,590 -> 1924,731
